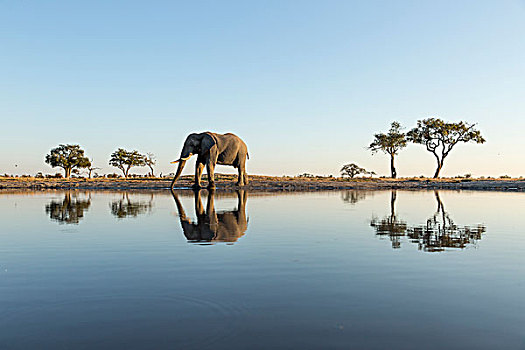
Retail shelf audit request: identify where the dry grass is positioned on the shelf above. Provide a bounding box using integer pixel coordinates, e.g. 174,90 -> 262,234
1,174 -> 524,192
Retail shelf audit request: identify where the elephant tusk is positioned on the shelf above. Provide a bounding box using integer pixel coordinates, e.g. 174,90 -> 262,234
170,154 -> 193,164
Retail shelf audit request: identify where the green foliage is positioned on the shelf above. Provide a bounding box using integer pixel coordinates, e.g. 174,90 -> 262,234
45,144 -> 91,178
369,121 -> 407,155
369,121 -> 407,178
341,163 -> 368,178
109,148 -> 146,178
407,118 -> 485,178
144,152 -> 156,177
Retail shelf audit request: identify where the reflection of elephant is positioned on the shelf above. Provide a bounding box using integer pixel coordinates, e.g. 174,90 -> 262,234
171,189 -> 248,244
170,132 -> 249,189
110,193 -> 154,219
45,192 -> 91,224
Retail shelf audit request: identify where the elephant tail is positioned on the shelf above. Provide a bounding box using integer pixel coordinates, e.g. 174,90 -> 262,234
247,152 -> 250,160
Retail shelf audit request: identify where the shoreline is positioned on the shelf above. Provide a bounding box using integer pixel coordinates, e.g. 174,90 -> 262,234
1,176 -> 525,192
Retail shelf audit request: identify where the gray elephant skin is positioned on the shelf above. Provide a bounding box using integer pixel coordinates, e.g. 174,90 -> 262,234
171,132 -> 249,189
171,190 -> 248,244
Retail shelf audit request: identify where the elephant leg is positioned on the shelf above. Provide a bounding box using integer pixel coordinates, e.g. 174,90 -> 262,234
206,189 -> 218,228
243,167 -> 249,185
194,162 -> 204,189
194,189 -> 204,215
237,160 -> 247,186
236,167 -> 244,186
206,162 -> 216,189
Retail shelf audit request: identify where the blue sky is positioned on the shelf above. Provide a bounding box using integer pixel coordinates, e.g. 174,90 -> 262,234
1,0 -> 524,177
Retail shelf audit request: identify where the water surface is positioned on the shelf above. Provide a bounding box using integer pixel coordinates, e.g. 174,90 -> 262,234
0,190 -> 524,349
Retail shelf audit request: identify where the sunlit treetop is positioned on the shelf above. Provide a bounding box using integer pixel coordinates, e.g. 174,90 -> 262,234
368,121 -> 407,156
407,118 -> 486,178
45,144 -> 91,178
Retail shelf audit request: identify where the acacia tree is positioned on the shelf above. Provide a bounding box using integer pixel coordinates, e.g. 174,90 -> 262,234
109,148 -> 146,178
45,144 -> 91,178
368,121 -> 407,178
86,159 -> 101,179
407,118 -> 485,178
144,152 -> 156,177
341,163 -> 368,178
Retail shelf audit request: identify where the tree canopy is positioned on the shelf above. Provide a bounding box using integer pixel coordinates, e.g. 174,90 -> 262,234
407,118 -> 485,178
341,163 -> 368,178
109,148 -> 146,178
368,121 -> 407,178
45,144 -> 91,178
144,152 -> 156,177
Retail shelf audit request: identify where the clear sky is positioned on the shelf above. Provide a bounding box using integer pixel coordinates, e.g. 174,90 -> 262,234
1,0 -> 524,178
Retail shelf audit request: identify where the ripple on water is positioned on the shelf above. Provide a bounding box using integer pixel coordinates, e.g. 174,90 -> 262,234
0,293 -> 247,348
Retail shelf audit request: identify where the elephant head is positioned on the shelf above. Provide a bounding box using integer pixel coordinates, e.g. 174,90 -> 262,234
170,133 -> 217,188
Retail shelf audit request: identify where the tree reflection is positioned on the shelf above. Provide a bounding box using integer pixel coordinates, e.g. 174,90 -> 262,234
110,193 -> 153,218
370,191 -> 486,252
171,189 -> 248,244
45,192 -> 91,224
406,192 -> 485,252
341,190 -> 373,205
370,191 -> 407,249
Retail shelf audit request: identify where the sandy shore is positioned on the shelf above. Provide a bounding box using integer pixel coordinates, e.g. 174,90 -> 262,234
1,175 -> 525,192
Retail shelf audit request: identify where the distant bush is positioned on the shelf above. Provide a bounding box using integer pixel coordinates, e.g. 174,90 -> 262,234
35,172 -> 44,178
340,163 -> 370,178
499,175 -> 511,179
106,173 -> 120,179
45,173 -> 63,179
297,173 -> 314,178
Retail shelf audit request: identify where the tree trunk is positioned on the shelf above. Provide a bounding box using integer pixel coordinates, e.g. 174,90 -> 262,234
65,167 -> 71,179
433,162 -> 442,178
433,153 -> 443,178
390,154 -> 397,179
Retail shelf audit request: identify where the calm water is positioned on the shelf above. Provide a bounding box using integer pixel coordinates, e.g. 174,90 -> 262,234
0,190 -> 524,349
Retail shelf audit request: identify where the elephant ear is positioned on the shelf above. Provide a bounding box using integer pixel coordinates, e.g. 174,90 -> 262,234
201,133 -> 217,154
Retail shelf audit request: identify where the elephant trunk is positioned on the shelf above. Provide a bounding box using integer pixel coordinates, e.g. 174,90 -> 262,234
170,159 -> 187,189
170,191 -> 188,221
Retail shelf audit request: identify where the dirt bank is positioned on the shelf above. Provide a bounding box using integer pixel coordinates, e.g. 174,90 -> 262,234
1,175 -> 525,192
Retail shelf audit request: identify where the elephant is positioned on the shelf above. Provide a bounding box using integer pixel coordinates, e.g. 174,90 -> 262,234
170,132 -> 249,189
171,189 -> 248,244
